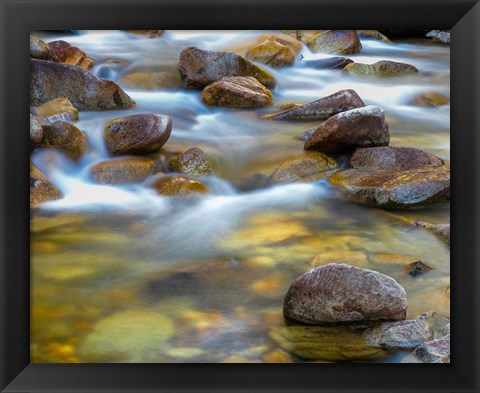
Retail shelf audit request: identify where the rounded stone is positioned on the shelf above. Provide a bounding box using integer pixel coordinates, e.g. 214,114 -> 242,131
150,176 -> 208,197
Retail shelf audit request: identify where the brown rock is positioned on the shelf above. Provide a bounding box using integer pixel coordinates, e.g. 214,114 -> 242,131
178,47 -> 276,89
128,30 -> 165,38
90,157 -> 155,184
120,72 -> 182,90
307,30 -> 362,55
414,221 -> 450,246
150,176 -> 208,197
30,59 -> 135,111
48,40 -> 93,70
409,91 -> 450,107
283,263 -> 407,325
364,319 -> 433,349
33,97 -> 79,122
169,147 -> 212,176
264,89 -> 365,121
30,35 -> 51,60
245,36 -> 299,68
30,163 -> 63,208
304,105 -> 390,154
344,60 -> 418,77
40,120 -> 88,161
201,76 -> 273,108
357,30 -> 393,43
350,146 -> 445,171
269,151 -> 337,183
104,114 -> 172,155
301,57 -> 354,70
413,335 -> 450,363
30,114 -> 43,150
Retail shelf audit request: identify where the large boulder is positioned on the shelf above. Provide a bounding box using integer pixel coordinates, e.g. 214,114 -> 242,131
40,120 -> 88,161
201,76 -> 273,108
306,30 -> 362,55
344,60 -> 418,77
48,40 -> 93,70
283,263 -> 407,325
269,151 -> 338,183
304,105 -> 390,154
178,47 -> 276,89
33,97 -> 79,122
245,36 -> 300,68
149,175 -> 208,197
30,114 -> 43,150
169,147 -> 212,176
413,335 -> 450,363
30,163 -> 63,208
30,59 -> 135,110
89,157 -> 155,184
104,114 -> 172,155
264,89 -> 365,121
30,35 -> 51,60
329,146 -> 450,209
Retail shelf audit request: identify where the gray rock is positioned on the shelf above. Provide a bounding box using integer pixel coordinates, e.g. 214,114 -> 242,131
30,114 -> 43,150
413,335 -> 450,363
283,263 -> 407,325
414,221 -> 450,246
30,35 -> 51,60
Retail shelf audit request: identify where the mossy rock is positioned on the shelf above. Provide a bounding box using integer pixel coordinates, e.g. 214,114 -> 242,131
150,176 -> 208,197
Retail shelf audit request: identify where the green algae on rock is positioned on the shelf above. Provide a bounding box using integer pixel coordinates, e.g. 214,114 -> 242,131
343,60 -> 418,77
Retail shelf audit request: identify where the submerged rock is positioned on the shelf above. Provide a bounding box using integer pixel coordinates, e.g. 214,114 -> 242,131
264,89 -> 365,121
30,163 -> 63,208
41,120 -> 88,161
120,71 -> 182,90
409,91 -> 450,107
178,47 -> 276,89
246,36 -> 300,68
30,59 -> 135,110
414,221 -> 450,246
150,176 -> 208,197
304,105 -> 390,154
306,30 -> 362,55
301,57 -> 354,70
90,157 -> 155,184
30,114 -> 43,150
201,76 -> 273,108
329,146 -> 450,209
48,40 -> 93,70
413,335 -> 450,363
33,97 -> 79,122
407,261 -> 432,276
269,151 -> 338,183
169,147 -> 212,176
30,35 -> 51,60
344,60 -> 418,77
104,114 -> 172,155
283,263 -> 407,325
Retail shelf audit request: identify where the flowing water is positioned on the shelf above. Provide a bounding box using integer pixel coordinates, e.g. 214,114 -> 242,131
31,30 -> 450,363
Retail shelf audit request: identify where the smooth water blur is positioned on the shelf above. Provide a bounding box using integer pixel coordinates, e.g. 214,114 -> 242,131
31,30 -> 450,363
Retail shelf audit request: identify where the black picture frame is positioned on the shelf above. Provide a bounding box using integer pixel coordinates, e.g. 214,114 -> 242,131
1,0 -> 479,392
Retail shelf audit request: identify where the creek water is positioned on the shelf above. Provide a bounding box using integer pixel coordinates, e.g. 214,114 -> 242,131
31,30 -> 450,363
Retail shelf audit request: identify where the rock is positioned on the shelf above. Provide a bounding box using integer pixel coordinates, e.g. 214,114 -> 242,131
149,175 -> 208,197
30,35 -> 51,60
128,30 -> 165,38
350,146 -> 445,170
245,36 -> 300,68
30,59 -> 135,110
442,323 -> 450,336
413,335 -> 450,363
329,146 -> 450,209
120,71 -> 182,90
301,57 -> 354,70
427,30 -> 450,44
407,261 -> 432,276
414,221 -> 450,246
304,105 -> 390,154
357,30 -> 393,43
283,263 -> 407,325
269,325 -> 385,361
364,319 -> 433,350
90,157 -> 155,184
344,60 -> 418,77
104,114 -> 172,155
33,97 -> 79,122
30,114 -> 43,149
178,47 -> 276,89
264,89 -> 365,121
201,76 -> 273,108
409,91 -> 450,107
278,102 -> 302,111
269,151 -> 338,183
169,147 -> 212,176
40,120 -> 88,161
306,30 -> 362,55
48,40 -> 94,70
297,129 -> 315,141
30,163 -> 63,208
79,310 -> 174,362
